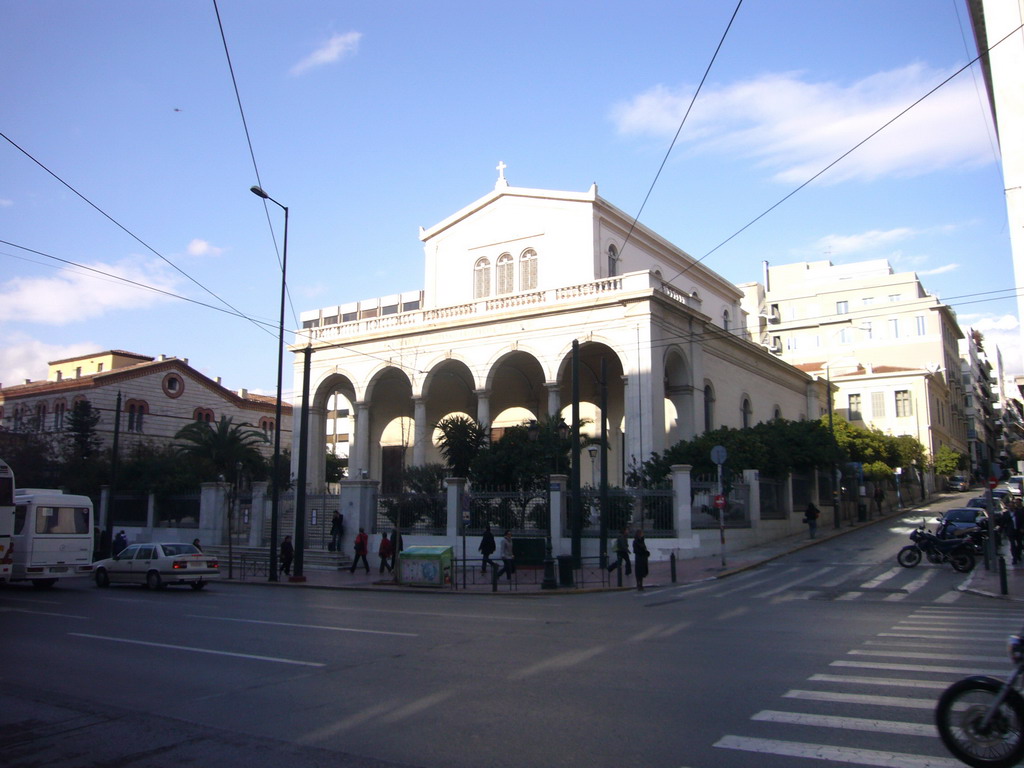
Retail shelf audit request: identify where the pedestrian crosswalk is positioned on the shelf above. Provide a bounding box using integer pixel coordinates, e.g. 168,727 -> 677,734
712,606 -> 1021,767
667,561 -> 972,603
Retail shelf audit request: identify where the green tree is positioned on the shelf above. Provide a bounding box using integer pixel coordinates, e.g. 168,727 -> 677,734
325,452 -> 346,485
433,414 -> 489,478
933,444 -> 966,476
63,400 -> 102,462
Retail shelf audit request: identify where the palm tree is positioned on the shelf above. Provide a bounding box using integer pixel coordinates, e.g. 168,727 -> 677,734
433,414 -> 488,479
174,416 -> 269,485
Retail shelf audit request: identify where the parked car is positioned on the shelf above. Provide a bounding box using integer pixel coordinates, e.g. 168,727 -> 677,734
1003,476 -> 1024,496
93,542 -> 220,590
936,507 -> 989,537
945,475 -> 970,492
965,496 -> 989,509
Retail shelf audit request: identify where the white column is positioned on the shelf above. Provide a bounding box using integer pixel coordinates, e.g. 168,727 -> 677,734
413,397 -> 427,467
475,389 -> 490,427
354,402 -> 371,478
546,383 -> 561,420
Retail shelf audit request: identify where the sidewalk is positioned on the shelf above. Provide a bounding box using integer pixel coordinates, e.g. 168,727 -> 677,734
959,549 -> 1024,602
229,507 -> 914,595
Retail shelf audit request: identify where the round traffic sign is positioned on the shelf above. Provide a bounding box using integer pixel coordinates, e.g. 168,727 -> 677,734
989,476 -> 999,490
713,494 -> 726,509
711,445 -> 727,465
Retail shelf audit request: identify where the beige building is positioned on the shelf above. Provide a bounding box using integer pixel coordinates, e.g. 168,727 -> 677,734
292,175 -> 830,501
742,259 -> 968,464
0,351 -> 291,457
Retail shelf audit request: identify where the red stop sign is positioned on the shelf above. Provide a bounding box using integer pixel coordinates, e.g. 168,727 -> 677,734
714,494 -> 726,509
989,477 -> 999,490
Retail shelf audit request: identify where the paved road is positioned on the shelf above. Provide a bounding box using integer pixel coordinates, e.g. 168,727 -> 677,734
3,501 -> 1016,768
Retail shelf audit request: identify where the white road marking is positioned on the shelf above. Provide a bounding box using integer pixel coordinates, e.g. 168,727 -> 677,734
784,689 -> 936,708
830,660 -> 1004,676
809,673 -> 949,690
308,604 -> 539,621
752,709 -> 936,736
753,566 -> 835,598
5,608 -> 90,619
187,614 -> 417,636
848,649 -> 1005,663
69,632 -> 324,667
714,734 -> 961,767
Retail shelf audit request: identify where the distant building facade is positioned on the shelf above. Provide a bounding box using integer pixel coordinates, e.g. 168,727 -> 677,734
742,259 -> 969,466
0,351 -> 292,458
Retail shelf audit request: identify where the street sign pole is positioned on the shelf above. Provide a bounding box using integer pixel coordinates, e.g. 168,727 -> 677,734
711,445 -> 728,568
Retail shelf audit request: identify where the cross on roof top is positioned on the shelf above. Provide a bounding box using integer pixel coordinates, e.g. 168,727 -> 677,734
495,160 -> 509,188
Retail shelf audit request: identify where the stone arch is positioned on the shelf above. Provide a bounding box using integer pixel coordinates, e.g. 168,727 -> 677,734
420,358 -> 479,468
365,366 -> 414,492
308,370 -> 359,489
664,346 -> 693,447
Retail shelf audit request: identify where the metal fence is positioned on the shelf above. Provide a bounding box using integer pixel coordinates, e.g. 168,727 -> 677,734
579,488 -> 675,537
374,492 -> 447,535
759,478 -> 787,520
690,480 -> 751,529
466,489 -> 549,535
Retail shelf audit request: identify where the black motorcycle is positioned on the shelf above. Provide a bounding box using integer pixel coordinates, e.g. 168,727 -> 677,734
896,524 -> 975,572
936,632 -> 1024,767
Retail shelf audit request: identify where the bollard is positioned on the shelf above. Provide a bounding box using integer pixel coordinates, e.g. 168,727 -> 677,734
670,552 -> 677,583
1000,555 -> 1009,596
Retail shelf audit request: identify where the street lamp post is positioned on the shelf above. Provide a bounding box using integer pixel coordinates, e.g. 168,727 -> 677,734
250,185 -> 288,582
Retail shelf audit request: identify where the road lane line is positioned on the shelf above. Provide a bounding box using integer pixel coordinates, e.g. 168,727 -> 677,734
308,604 -> 540,621
752,709 -> 936,736
4,608 -> 90,619
884,572 -> 932,600
933,590 -> 961,603
69,632 -> 324,667
753,566 -> 834,598
187,615 -> 418,637
714,734 -> 961,767
848,649 -> 1005,663
860,567 -> 902,589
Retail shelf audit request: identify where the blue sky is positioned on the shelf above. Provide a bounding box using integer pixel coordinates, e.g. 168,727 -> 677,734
1,0 -> 1017,401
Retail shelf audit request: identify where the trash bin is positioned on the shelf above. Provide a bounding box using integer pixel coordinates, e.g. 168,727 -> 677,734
398,546 -> 453,587
857,503 -> 867,522
556,555 -> 575,588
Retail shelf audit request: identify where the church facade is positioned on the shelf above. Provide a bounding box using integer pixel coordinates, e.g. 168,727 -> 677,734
291,173 -> 829,496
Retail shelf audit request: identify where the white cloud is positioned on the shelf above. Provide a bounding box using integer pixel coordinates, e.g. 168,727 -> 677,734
290,31 -> 362,76
970,316 -> 1022,375
0,257 -> 179,325
186,238 -> 224,257
917,263 -> 959,276
813,227 -> 917,256
611,64 -> 993,184
0,199 -> 13,207
0,334 -> 97,386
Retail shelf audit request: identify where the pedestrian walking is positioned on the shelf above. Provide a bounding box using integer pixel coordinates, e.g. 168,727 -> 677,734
804,503 -> 820,539
391,528 -> 403,571
606,527 -> 632,575
633,528 -> 650,591
279,535 -> 294,576
191,538 -> 202,551
350,527 -> 370,573
329,511 -> 343,552
378,532 -> 394,574
113,530 -> 128,555
491,530 -> 515,591
873,486 -> 885,515
479,526 -> 496,574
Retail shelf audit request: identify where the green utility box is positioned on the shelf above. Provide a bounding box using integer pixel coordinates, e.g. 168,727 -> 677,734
398,546 -> 454,587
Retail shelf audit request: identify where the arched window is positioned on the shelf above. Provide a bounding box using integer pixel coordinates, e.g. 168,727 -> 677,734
35,403 -> 47,431
723,309 -> 731,332
126,400 -> 149,432
773,405 -> 782,420
496,253 -> 514,294
607,244 -> 619,277
520,249 -> 537,291
703,383 -> 715,432
473,257 -> 491,299
741,397 -> 752,428
193,407 -> 215,423
259,416 -> 275,435
53,400 -> 66,430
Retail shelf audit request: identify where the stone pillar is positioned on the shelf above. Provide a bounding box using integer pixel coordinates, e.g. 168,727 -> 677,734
670,464 -> 693,534
445,477 -> 467,539
248,481 -> 269,546
546,383 -> 561,420
549,474 -> 568,555
339,478 -> 379,553
354,402 -> 371,478
413,397 -> 427,467
744,469 -> 761,530
200,482 -> 230,545
475,389 -> 490,427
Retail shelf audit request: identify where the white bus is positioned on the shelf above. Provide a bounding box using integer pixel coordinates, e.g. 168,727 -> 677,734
11,488 -> 94,588
0,459 -> 14,581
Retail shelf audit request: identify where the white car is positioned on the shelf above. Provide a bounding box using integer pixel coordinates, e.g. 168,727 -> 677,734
93,542 -> 220,590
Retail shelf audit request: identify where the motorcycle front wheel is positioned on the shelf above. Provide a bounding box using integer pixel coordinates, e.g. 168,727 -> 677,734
936,677 -> 1024,768
950,550 -> 976,573
897,546 -> 922,567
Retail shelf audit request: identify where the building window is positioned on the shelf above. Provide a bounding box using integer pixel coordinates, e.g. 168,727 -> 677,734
895,390 -> 912,417
862,321 -> 873,340
607,245 -> 619,277
723,310 -> 730,332
888,294 -> 901,302
193,408 -> 214,423
848,394 -> 862,421
496,253 -> 513,295
871,391 -> 885,418
35,403 -> 47,431
473,258 -> 491,299
126,400 -> 149,433
53,400 -> 66,430
773,406 -> 782,420
520,249 -> 537,291
704,383 -> 715,432
836,300 -> 849,315
915,315 -> 926,336
162,372 -> 185,398
838,327 -> 852,344
259,416 -> 274,435
741,397 -> 752,428
889,318 -> 900,338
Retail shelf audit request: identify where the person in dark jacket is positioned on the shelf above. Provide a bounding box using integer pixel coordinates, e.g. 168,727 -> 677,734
113,530 -> 128,555
350,527 -> 370,573
804,503 -> 820,539
330,511 -> 343,552
479,526 -> 496,574
378,532 -> 393,574
633,529 -> 650,591
279,535 -> 294,576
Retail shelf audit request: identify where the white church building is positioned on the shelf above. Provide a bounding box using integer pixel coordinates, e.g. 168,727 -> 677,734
289,171 -> 830,553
